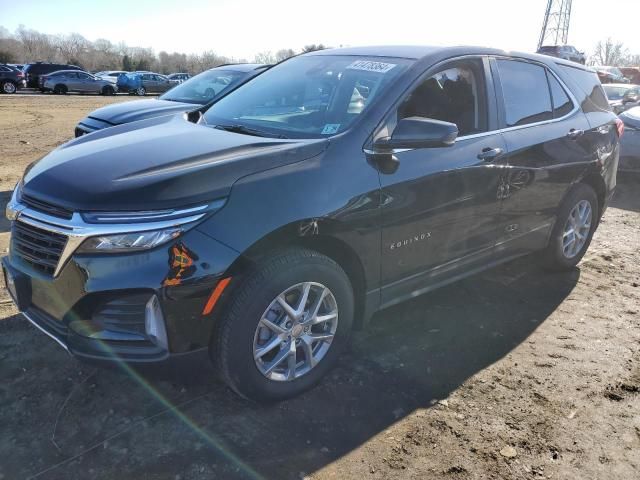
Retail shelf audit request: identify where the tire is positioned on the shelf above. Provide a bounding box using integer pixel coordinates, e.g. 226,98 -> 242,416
1,81 -> 16,94
212,248 -> 354,402
101,85 -> 114,96
135,86 -> 146,96
53,84 -> 67,95
542,183 -> 598,271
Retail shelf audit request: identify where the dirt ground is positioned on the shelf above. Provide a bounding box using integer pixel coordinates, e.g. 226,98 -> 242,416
0,94 -> 639,480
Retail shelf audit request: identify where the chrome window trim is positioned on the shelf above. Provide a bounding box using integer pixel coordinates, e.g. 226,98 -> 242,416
364,60 -> 581,153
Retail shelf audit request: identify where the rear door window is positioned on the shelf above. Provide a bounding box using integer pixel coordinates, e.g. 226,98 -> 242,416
496,59 -> 552,127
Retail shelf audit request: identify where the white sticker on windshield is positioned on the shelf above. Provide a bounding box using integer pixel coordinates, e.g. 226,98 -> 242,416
346,60 -> 396,74
321,124 -> 341,135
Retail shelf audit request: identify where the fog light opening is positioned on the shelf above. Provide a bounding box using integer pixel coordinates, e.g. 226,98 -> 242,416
145,295 -> 168,351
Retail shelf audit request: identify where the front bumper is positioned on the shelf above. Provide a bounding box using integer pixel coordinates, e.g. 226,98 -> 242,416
3,219 -> 240,363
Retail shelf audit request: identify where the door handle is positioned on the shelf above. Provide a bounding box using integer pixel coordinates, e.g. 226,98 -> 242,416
566,128 -> 584,140
477,147 -> 504,162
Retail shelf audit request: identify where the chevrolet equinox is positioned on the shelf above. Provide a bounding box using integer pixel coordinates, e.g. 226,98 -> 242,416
3,46 -> 621,401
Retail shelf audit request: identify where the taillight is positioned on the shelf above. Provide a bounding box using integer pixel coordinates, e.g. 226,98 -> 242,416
615,118 -> 624,138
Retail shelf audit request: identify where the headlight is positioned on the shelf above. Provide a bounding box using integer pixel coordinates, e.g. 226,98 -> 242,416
77,227 -> 183,253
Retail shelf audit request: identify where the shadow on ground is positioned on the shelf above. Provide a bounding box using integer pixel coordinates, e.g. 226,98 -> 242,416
0,257 -> 580,480
611,173 -> 640,213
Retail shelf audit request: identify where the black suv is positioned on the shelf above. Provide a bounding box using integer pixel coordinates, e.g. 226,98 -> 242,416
3,46 -> 620,402
22,62 -> 82,89
0,64 -> 26,93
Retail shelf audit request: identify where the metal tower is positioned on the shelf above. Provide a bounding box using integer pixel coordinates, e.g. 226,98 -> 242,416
537,0 -> 573,50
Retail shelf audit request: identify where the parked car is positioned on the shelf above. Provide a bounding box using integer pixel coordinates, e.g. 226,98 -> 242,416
115,71 -> 174,95
8,64 -> 24,71
0,64 -> 26,93
94,70 -> 128,84
41,70 -> 117,95
4,46 -> 620,402
595,66 -> 629,84
76,64 -> 268,137
168,73 -> 191,84
537,45 -> 586,64
602,83 -> 640,114
618,106 -> 640,172
619,67 -> 640,85
23,62 -> 82,88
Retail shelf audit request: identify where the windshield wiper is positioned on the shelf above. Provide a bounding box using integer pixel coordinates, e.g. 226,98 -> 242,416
213,124 -> 288,139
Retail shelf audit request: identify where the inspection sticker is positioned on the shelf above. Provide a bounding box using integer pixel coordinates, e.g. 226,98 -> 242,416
321,124 -> 341,135
346,60 -> 396,74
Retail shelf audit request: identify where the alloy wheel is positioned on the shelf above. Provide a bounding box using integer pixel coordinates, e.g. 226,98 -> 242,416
562,199 -> 592,258
3,82 -> 16,94
253,282 -> 339,382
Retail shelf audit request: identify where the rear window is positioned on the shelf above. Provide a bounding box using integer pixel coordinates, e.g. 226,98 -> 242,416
559,65 -> 610,112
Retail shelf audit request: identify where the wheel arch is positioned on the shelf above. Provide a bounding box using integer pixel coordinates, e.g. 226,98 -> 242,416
228,220 -> 370,330
578,171 -> 606,220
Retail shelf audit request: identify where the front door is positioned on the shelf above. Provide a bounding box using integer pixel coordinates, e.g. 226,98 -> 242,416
374,57 -> 507,306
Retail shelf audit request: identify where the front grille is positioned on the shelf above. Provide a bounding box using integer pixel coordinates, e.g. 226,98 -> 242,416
12,221 -> 67,276
22,194 -> 73,220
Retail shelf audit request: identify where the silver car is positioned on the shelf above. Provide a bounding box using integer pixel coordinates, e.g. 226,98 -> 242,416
42,70 -> 117,95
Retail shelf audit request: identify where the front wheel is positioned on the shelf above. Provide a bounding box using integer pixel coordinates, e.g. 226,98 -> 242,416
1,81 -> 17,94
135,86 -> 146,96
542,183 -> 598,271
101,85 -> 115,96
211,248 -> 354,402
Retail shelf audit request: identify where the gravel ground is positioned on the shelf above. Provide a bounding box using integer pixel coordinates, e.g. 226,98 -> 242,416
0,95 -> 638,480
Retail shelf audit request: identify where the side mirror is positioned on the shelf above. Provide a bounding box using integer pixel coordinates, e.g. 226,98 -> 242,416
375,117 -> 458,150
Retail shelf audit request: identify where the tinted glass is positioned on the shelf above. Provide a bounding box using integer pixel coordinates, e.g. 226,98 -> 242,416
204,55 -> 412,138
161,69 -> 249,104
77,72 -> 92,79
398,58 -> 487,136
603,85 -> 628,100
497,60 -> 552,127
560,65 -> 610,112
547,72 -> 573,117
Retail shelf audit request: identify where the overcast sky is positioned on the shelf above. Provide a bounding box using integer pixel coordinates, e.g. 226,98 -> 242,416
2,0 -> 638,60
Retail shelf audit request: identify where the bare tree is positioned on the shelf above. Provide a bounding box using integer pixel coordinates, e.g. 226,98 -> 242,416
590,38 -> 628,66
275,48 -> 296,62
301,44 -> 326,53
0,24 -> 329,74
254,51 -> 276,64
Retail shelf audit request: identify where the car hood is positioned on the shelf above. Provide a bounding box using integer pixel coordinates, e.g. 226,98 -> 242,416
620,107 -> 640,129
86,99 -> 196,125
22,115 -> 328,212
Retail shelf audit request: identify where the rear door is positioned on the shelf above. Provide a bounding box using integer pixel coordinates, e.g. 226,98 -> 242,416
77,72 -> 97,93
491,58 -> 593,256
375,56 -> 507,305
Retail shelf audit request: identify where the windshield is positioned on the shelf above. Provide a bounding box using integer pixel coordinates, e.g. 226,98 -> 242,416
203,55 -> 412,139
160,69 -> 248,104
603,85 -> 629,100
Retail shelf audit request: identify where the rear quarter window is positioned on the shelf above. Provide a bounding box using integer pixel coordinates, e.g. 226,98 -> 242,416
558,65 -> 610,112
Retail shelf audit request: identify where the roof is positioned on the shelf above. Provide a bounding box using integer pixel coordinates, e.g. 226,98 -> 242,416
305,45 -> 594,72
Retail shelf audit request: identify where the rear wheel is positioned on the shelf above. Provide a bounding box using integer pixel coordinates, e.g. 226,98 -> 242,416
53,84 -> 67,95
542,183 -> 598,270
211,248 -> 354,402
1,81 -> 16,94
